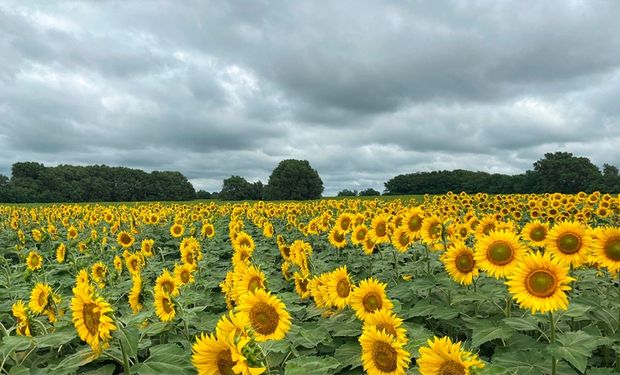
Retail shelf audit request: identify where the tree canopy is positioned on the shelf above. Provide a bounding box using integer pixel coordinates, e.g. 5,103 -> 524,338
265,159 -> 324,200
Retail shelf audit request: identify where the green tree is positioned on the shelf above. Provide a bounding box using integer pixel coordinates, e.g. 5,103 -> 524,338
265,159 -> 323,200
601,164 -> 620,193
337,189 -> 358,197
219,176 -> 253,201
359,188 -> 381,196
531,152 -> 602,193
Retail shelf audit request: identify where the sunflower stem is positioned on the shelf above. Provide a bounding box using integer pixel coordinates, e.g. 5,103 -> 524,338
549,312 -> 557,375
119,338 -> 131,375
392,248 -> 399,279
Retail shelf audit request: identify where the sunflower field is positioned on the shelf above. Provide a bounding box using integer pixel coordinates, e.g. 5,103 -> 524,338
1,192 -> 620,375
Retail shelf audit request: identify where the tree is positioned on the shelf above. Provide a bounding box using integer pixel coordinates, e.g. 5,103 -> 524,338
265,159 -> 324,200
359,188 -> 381,196
337,189 -> 358,197
219,176 -> 253,201
602,164 -> 620,193
531,152 -> 602,193
195,190 -> 212,199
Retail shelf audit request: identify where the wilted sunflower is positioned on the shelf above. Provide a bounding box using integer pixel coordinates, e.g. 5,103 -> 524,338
116,230 -> 135,249
590,226 -> 620,272
192,332 -> 265,375
154,290 -> 176,322
170,223 -> 185,238
520,220 -> 549,246
71,285 -> 116,353
29,282 -> 52,314
129,274 -> 143,313
237,289 -> 291,342
506,251 -> 574,314
350,278 -> 393,321
440,242 -> 479,286
155,269 -> 180,297
545,221 -> 592,268
359,327 -> 411,375
363,309 -> 407,343
56,243 -> 66,263
325,266 -> 352,309
26,251 -> 43,271
418,336 -> 484,375
474,230 -> 527,279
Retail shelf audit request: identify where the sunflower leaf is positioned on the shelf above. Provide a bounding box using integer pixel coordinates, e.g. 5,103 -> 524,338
284,355 -> 341,375
551,330 -> 608,373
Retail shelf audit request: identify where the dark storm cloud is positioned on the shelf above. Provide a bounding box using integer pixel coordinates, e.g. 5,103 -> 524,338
0,0 -> 619,195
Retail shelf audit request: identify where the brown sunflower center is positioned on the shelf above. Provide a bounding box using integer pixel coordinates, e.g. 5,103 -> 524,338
408,216 -> 422,231
248,277 -> 263,292
239,238 -> 251,248
455,252 -> 475,273
298,278 -> 308,293
173,226 -> 182,235
398,233 -> 409,247
362,292 -> 382,313
340,217 -> 351,231
375,222 -> 387,237
250,302 -> 279,335
526,270 -> 557,298
372,341 -> 398,372
82,303 -> 101,335
557,233 -> 581,254
37,291 -> 48,308
482,223 -> 495,235
430,223 -> 442,238
530,227 -> 546,241
180,270 -> 190,284
161,280 -> 175,294
205,226 -> 213,236
439,360 -> 466,375
356,229 -> 367,241
334,230 -> 345,243
487,241 -> 514,265
31,256 -> 40,267
604,238 -> 620,261
282,246 -> 290,258
94,267 -> 104,279
336,279 -> 350,298
216,349 -> 238,375
162,296 -> 174,314
375,323 -> 397,337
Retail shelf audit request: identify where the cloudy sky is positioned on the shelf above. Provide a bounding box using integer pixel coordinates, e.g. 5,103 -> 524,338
1,1 -> 619,195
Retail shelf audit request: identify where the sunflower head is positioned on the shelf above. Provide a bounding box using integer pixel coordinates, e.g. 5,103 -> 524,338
418,336 -> 484,375
359,327 -> 411,375
350,278 -> 393,321
237,289 -> 291,342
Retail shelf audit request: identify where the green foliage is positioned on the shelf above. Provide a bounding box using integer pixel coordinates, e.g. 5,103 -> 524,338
265,159 -> 324,200
531,152 -> 602,193
358,188 -> 380,196
219,176 -> 264,200
336,189 -> 358,197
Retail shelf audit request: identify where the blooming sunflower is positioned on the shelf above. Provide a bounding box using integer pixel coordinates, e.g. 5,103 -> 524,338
174,263 -> 195,286
506,251 -> 574,314
12,300 -> 31,336
363,309 -> 407,344
294,272 -> 311,299
520,220 -> 549,246
26,251 -> 43,271
216,311 -> 249,339
201,222 -> 215,239
392,227 -> 411,253
155,269 -> 179,297
29,282 -> 52,314
233,264 -> 266,301
359,327 -> 411,375
67,226 -> 79,240
91,262 -> 108,287
233,232 -> 255,253
114,255 -> 123,275
336,213 -> 354,233
141,239 -> 155,257
126,253 -> 144,276
237,289 -> 291,342
591,226 -> 620,273
441,242 -> 479,286
351,225 -> 369,246
545,221 -> 592,268
56,243 -> 66,264
116,230 -> 135,248
418,336 -> 484,375
71,285 -> 117,353
363,237 -> 377,255
350,278 -> 393,321
474,230 -> 527,279
420,215 -> 444,248
192,332 -> 265,375
369,214 -> 391,244
328,227 -> 348,249
170,223 -> 185,238
154,290 -> 176,322
403,207 -> 424,240
129,275 -> 143,314
325,266 -> 352,310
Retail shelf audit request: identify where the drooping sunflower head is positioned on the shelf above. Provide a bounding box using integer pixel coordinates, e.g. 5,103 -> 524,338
29,282 -> 52,314
116,230 -> 135,249
359,327 -> 411,375
12,300 -> 31,336
441,242 -> 479,286
350,278 -> 393,321
71,286 -> 117,353
506,251 -> 574,314
237,289 -> 291,342
545,221 -> 592,268
418,336 -> 484,375
294,272 -> 311,299
26,251 -> 43,271
592,226 -> 620,273
474,229 -> 528,279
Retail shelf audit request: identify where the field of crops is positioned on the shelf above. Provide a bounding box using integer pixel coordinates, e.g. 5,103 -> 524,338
1,192 -> 620,374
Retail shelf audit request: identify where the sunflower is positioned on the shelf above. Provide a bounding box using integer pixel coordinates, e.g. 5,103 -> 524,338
545,221 -> 592,268
294,272 -> 311,299
440,242 -> 479,286
363,237 -> 377,255
67,226 -> 78,240
53,244 -> 66,264
129,275 -> 143,313
520,220 -> 549,246
325,266 -> 352,309
418,336 -> 484,375
71,285 -> 116,353
76,269 -> 91,290
506,251 -> 574,314
369,214 -> 391,244
359,327 -> 411,375
237,289 -> 291,342
350,278 -> 394,321
154,290 -> 176,322
475,215 -> 497,237
591,227 -> 620,272
403,207 -> 424,240
392,227 -> 411,253
113,255 -> 123,274
192,332 -> 265,375
117,230 -> 135,248
141,239 -> 155,257
201,222 -> 216,238
328,227 -> 348,249
26,251 -> 43,271
363,309 -> 407,343
336,213 -> 354,233
29,282 -> 52,314
234,264 -> 266,301
174,263 -> 195,286
474,230 -> 527,279
91,262 -> 108,287
126,253 -> 144,276
170,223 -> 185,238
155,269 -> 180,297
216,311 -> 249,339
233,232 -> 255,253
351,225 -> 369,246
420,215 -> 444,248
12,300 -> 31,336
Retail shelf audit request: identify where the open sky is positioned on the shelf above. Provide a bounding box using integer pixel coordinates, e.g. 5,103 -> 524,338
1,1 -> 619,195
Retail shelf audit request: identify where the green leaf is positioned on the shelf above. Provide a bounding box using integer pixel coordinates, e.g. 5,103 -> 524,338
471,324 -> 513,348
503,316 -> 542,332
113,326 -> 139,360
8,365 -> 30,375
80,364 -> 117,375
1,335 -> 33,357
284,356 -> 341,375
333,341 -> 361,370
52,348 -> 99,372
132,343 -> 193,375
34,326 -> 77,348
552,330 -> 607,373
491,349 -> 548,374
561,303 -> 592,320
407,301 -> 459,320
